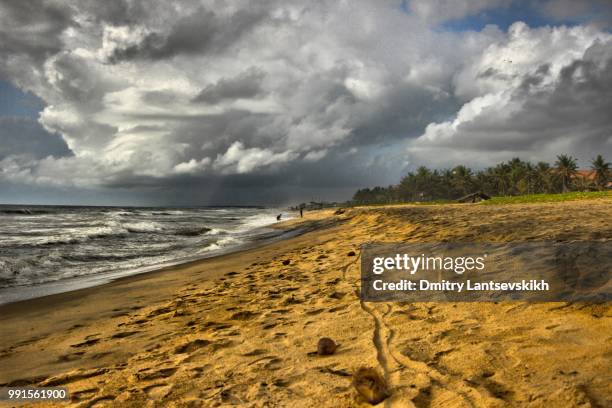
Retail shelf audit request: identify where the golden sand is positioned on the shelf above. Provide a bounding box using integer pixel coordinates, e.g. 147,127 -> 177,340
0,198 -> 611,407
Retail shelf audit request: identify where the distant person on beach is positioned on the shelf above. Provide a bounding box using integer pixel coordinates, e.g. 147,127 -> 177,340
300,208 -> 303,218
277,213 -> 282,221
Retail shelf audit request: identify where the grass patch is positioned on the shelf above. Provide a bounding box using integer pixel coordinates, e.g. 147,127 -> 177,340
483,191 -> 611,205
352,199 -> 455,208
348,191 -> 610,208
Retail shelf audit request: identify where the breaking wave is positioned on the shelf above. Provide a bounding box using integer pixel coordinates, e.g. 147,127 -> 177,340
0,205 -> 291,292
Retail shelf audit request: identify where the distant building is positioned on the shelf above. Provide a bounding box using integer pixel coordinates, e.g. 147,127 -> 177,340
573,170 -> 612,189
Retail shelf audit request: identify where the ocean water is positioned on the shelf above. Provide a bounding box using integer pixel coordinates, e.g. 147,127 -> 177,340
0,205 -> 292,303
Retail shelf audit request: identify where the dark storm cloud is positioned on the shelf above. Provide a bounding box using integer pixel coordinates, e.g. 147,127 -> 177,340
100,146 -> 400,205
411,39 -> 612,167
518,63 -> 550,91
77,0 -> 157,26
0,117 -> 71,160
193,68 -> 266,104
123,109 -> 270,141
0,0 -> 76,92
0,1 -> 73,62
503,44 -> 612,136
476,67 -> 514,81
141,90 -> 179,106
170,110 -> 275,151
512,44 -> 612,151
108,7 -> 269,63
48,53 -> 124,111
348,83 -> 459,146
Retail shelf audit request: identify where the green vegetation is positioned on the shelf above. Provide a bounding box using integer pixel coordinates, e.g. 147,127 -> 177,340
555,154 -> 578,192
352,155 -> 611,205
483,191 -> 611,205
592,154 -> 610,190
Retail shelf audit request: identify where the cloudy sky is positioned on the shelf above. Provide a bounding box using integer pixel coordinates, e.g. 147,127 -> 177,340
1,0 -> 611,206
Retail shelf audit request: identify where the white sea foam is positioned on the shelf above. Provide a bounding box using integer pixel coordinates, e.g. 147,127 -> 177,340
235,211 -> 292,233
0,206 -> 295,303
123,221 -> 164,233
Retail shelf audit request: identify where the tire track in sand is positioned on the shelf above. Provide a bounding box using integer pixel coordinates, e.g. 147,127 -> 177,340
342,253 -> 485,407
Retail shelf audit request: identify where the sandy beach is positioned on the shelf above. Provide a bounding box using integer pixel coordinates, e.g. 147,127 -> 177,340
1,198 -> 611,407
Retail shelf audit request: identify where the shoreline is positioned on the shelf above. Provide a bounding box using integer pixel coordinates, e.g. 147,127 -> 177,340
0,216 -> 314,314
0,213 -> 319,306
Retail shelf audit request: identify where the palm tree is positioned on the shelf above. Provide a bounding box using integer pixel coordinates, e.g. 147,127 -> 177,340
523,162 -> 535,194
591,155 -> 610,190
489,163 -> 510,195
440,169 -> 454,197
451,165 -> 473,196
507,158 -> 528,194
555,154 -> 578,192
534,162 -> 552,193
414,166 -> 432,200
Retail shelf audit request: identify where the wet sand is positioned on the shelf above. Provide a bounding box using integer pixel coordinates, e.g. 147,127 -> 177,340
0,198 -> 611,407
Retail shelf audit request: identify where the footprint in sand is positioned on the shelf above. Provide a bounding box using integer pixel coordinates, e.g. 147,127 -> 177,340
326,278 -> 341,286
305,308 -> 325,316
263,357 -> 283,370
242,349 -> 267,356
200,321 -> 233,331
133,367 -> 177,381
57,351 -> 85,362
230,310 -> 260,320
210,339 -> 234,352
110,331 -> 140,339
172,309 -> 189,317
482,377 -> 513,401
143,383 -> 173,400
188,365 -> 212,378
41,368 -> 109,387
147,306 -> 173,317
71,338 -> 100,348
179,338 -> 234,355
329,291 -> 346,299
69,387 -> 98,402
130,318 -> 148,325
89,352 -> 112,360
283,295 -> 304,305
174,339 -> 211,354
272,378 -> 292,387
